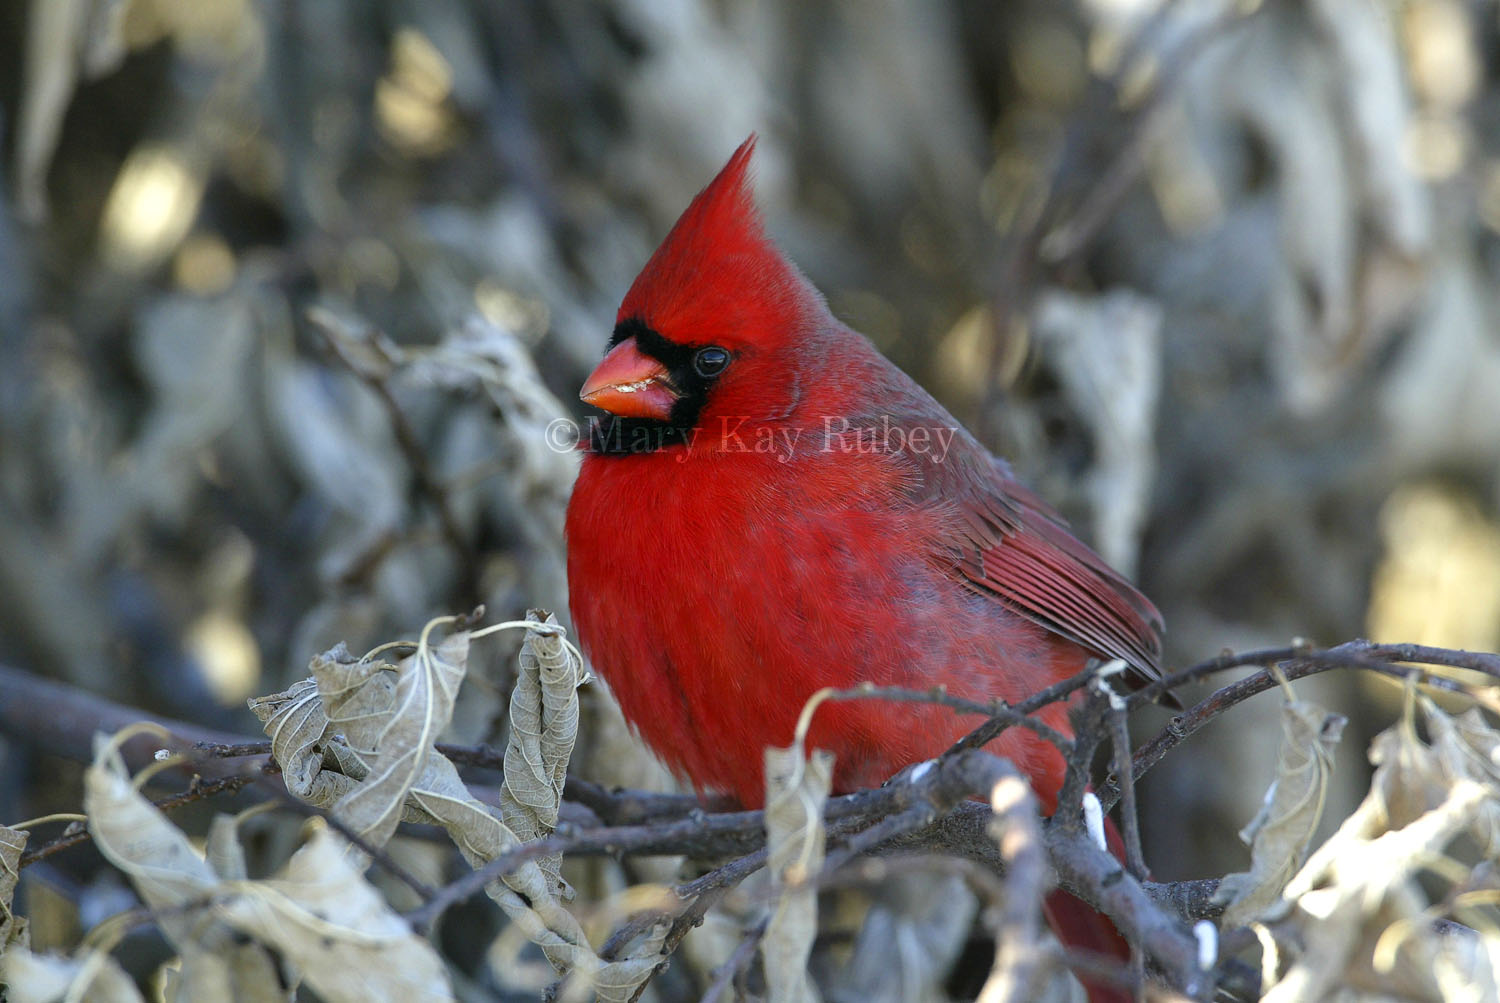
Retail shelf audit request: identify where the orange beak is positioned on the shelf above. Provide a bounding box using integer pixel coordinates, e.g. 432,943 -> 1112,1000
580,338 -> 679,420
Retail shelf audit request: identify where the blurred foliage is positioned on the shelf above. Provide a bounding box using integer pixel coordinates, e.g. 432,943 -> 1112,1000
3,0 -> 1500,997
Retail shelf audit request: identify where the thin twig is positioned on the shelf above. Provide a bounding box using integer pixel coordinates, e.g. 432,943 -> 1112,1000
797,682 -> 1073,753
818,803 -> 938,876
699,917 -> 767,1003
1053,690 -> 1105,832
625,849 -> 773,1003
557,774 -> 726,825
1100,642 -> 1500,813
257,780 -> 440,902
1125,645 -> 1304,709
947,663 -> 1100,757
404,806 -> 768,935
193,741 -> 274,758
19,771 -> 266,867
1102,686 -> 1148,880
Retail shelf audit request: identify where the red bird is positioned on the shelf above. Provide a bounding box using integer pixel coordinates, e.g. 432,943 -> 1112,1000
565,137 -> 1164,999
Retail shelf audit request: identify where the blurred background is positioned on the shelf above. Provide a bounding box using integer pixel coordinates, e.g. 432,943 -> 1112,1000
2,0 -> 1499,996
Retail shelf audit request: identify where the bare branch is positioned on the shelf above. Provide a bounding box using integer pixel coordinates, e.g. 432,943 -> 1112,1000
1101,640 -> 1500,813
976,770 -> 1048,1003
19,771 -> 265,867
8,638 -> 1499,1001
1101,683 -> 1148,880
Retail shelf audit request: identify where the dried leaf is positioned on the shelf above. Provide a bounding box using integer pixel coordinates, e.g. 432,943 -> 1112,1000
216,821 -> 451,1002
84,731 -> 276,1002
249,674 -> 358,808
764,745 -> 833,1003
1213,694 -> 1346,927
458,619 -> 662,1003
251,619 -> 471,856
200,816 -> 292,1003
205,813 -> 250,883
1167,0 -> 1427,414
160,951 -> 289,1003
1256,696 -> 1500,1000
1305,0 -> 1429,255
128,295 -> 256,525
1266,779 -> 1486,1003
84,732 -> 221,934
1359,696 -> 1500,844
1,823 -> 27,952
1426,707 -> 1500,853
407,317 -> 580,515
250,615 -> 660,1002
1031,288 -> 1162,575
266,360 -> 406,582
15,0 -> 129,220
1431,914 -> 1500,1003
320,625 -> 469,854
500,610 -> 580,894
417,743 -> 662,1003
1378,259 -> 1500,468
0,946 -> 145,1003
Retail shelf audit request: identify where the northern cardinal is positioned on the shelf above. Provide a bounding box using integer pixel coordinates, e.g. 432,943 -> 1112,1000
565,137 -> 1164,1001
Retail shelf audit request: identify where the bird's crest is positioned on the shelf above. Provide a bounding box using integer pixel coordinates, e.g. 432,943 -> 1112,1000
617,136 -> 818,350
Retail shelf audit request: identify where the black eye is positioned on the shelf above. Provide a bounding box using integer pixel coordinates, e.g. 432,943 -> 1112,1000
692,346 -> 730,378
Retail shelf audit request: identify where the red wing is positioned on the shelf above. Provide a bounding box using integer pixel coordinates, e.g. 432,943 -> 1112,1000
934,454 -> 1165,689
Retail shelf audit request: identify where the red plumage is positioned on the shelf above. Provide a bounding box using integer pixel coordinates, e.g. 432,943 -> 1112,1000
565,136 -> 1163,1001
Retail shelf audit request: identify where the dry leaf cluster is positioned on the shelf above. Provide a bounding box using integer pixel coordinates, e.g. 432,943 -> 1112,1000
7,635 -> 1500,1001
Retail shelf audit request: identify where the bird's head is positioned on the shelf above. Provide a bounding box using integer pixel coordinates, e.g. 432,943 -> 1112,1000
580,137 -> 823,452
